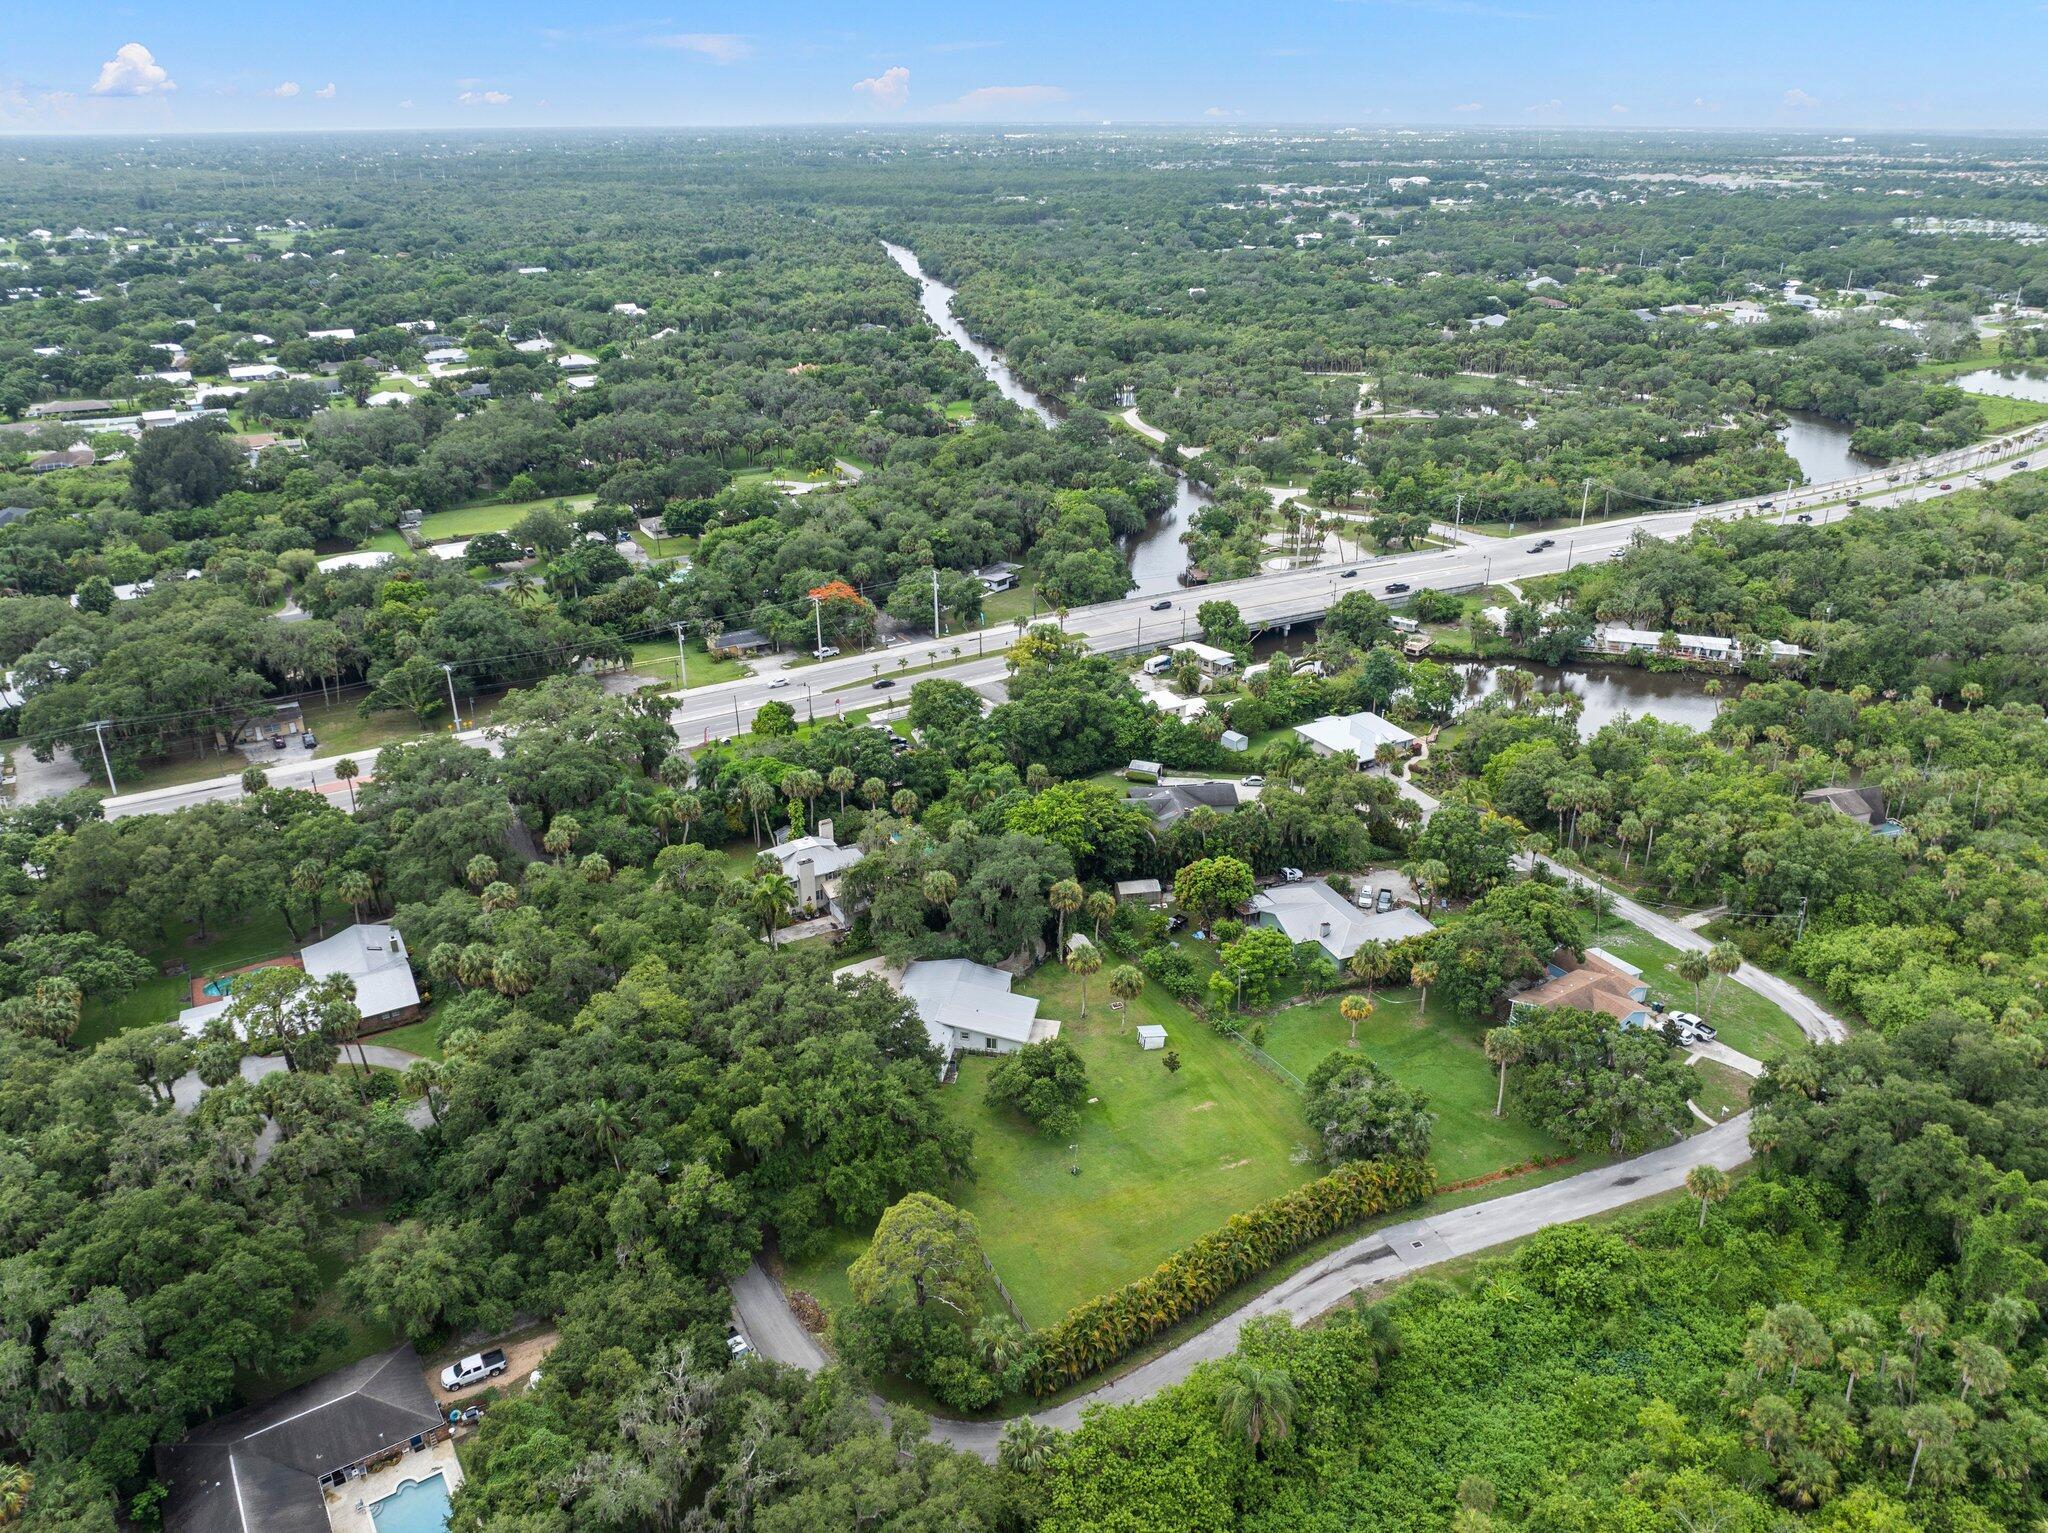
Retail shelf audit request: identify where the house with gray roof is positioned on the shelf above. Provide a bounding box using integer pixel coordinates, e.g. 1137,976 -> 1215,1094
1252,878 -> 1432,963
158,1344 -> 447,1533
899,958 -> 1059,1063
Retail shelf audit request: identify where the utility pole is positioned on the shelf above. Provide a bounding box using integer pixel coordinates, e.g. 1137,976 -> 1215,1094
440,664 -> 461,729
89,720 -> 117,795
1579,478 -> 1591,527
931,567 -> 942,639
671,622 -> 689,699
811,595 -> 825,657
1796,895 -> 1810,941
1453,492 -> 1463,532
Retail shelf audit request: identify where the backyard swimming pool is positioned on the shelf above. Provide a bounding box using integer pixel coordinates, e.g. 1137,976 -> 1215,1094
200,974 -> 237,998
370,1472 -> 451,1533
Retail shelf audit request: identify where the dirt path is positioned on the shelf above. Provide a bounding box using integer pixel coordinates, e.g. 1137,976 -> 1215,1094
426,1329 -> 559,1407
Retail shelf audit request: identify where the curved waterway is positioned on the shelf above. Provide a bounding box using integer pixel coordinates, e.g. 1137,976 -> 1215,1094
883,240 -> 1199,596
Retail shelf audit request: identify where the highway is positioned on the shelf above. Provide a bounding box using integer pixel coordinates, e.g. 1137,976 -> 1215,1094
96,421 -> 2048,820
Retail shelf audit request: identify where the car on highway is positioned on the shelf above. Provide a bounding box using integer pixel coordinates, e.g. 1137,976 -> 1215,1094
1150,599 -> 1172,611
1796,514 -> 1814,523
1385,581 -> 1410,593
812,645 -> 840,660
872,678 -> 896,689
1847,498 -> 1860,507
768,676 -> 789,688
1941,482 -> 1953,490
1528,538 -> 1555,552
1341,568 -> 1359,578
2018,460 -> 2031,470
1758,499 -> 1773,510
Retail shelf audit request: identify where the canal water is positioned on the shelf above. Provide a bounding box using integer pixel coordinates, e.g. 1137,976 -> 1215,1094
1777,411 -> 1882,487
884,241 -> 1200,597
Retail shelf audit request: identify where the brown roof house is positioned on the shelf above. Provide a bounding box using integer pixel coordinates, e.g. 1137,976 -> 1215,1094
1801,785 -> 1887,828
1511,946 -> 1655,1030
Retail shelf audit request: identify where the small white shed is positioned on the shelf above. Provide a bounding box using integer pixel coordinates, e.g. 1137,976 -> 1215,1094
1136,1025 -> 1168,1051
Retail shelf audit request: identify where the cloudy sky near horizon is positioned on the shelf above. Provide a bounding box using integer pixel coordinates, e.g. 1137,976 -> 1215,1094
6,2 -> 2048,135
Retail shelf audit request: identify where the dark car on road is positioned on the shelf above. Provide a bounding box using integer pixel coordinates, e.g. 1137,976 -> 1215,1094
872,678 -> 896,689
1385,581 -> 1410,593
1150,599 -> 1172,611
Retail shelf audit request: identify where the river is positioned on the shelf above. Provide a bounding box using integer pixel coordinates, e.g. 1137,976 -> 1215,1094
883,240 -> 1199,597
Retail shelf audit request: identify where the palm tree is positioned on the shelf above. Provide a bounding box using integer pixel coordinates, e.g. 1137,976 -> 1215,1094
1067,943 -> 1103,1016
1048,879 -> 1084,950
480,880 -> 519,913
1109,964 -> 1144,1030
1745,1393 -> 1797,1456
1346,939 -> 1394,999
672,790 -> 703,844
749,873 -> 796,939
428,941 -> 462,993
1902,1402 -> 1954,1492
1685,1164 -> 1730,1227
860,776 -> 888,811
998,1420 -> 1060,1473
1214,1360 -> 1297,1459
543,815 -> 582,863
922,869 -> 958,909
406,1058 -> 449,1126
1409,960 -> 1438,1016
588,1097 -> 628,1173
1401,858 -> 1450,914
456,943 -> 495,991
1839,1342 -> 1876,1406
827,764 -> 856,811
335,868 -> 375,924
1677,950 -> 1710,1013
1704,941 -> 1742,1023
1339,992 -> 1374,1048
1483,1026 -> 1526,1117
1086,889 -> 1117,939
465,854 -> 500,890
890,787 -> 919,818
334,756 -> 360,812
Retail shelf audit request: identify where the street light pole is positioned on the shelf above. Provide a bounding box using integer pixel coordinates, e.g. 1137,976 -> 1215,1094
671,622 -> 689,700
89,720 -> 117,795
811,595 -> 825,658
440,664 -> 461,730
1579,479 -> 1590,527
931,567 -> 942,640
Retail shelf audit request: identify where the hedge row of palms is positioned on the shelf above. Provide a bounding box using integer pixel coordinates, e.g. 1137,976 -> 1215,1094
1028,1155 -> 1435,1394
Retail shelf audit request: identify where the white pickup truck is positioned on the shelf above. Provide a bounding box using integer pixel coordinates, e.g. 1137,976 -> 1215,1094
440,1348 -> 508,1391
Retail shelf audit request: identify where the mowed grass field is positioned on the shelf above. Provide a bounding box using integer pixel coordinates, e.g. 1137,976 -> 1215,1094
1255,987 -> 1569,1182
413,493 -> 595,542
77,908 -> 301,1047
942,964 -> 1318,1326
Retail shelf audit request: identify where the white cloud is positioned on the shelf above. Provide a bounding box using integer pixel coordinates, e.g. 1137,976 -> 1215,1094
458,89 -> 512,106
1783,87 -> 1819,109
944,84 -> 1070,114
315,83 -> 337,100
1693,96 -> 1722,112
1451,101 -> 1482,112
91,42 -> 176,97
1524,98 -> 1562,115
646,33 -> 752,64
399,98 -> 415,110
1204,105 -> 1245,118
1609,102 -> 1628,114
853,66 -> 910,109
267,81 -> 301,99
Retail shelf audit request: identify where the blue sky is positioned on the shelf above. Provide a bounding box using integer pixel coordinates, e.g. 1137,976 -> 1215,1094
5,2 -> 2048,134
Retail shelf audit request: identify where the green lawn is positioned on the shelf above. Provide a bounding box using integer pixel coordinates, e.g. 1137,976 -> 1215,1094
1256,987 -> 1570,1182
623,637 -> 750,689
413,493 -> 595,542
78,908 -> 302,1047
1575,915 -> 1810,1062
630,528 -> 696,560
1965,392 -> 2048,434
981,583 -> 1043,627
827,967 -> 1321,1328
371,1013 -> 444,1062
1689,1058 -> 1753,1125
